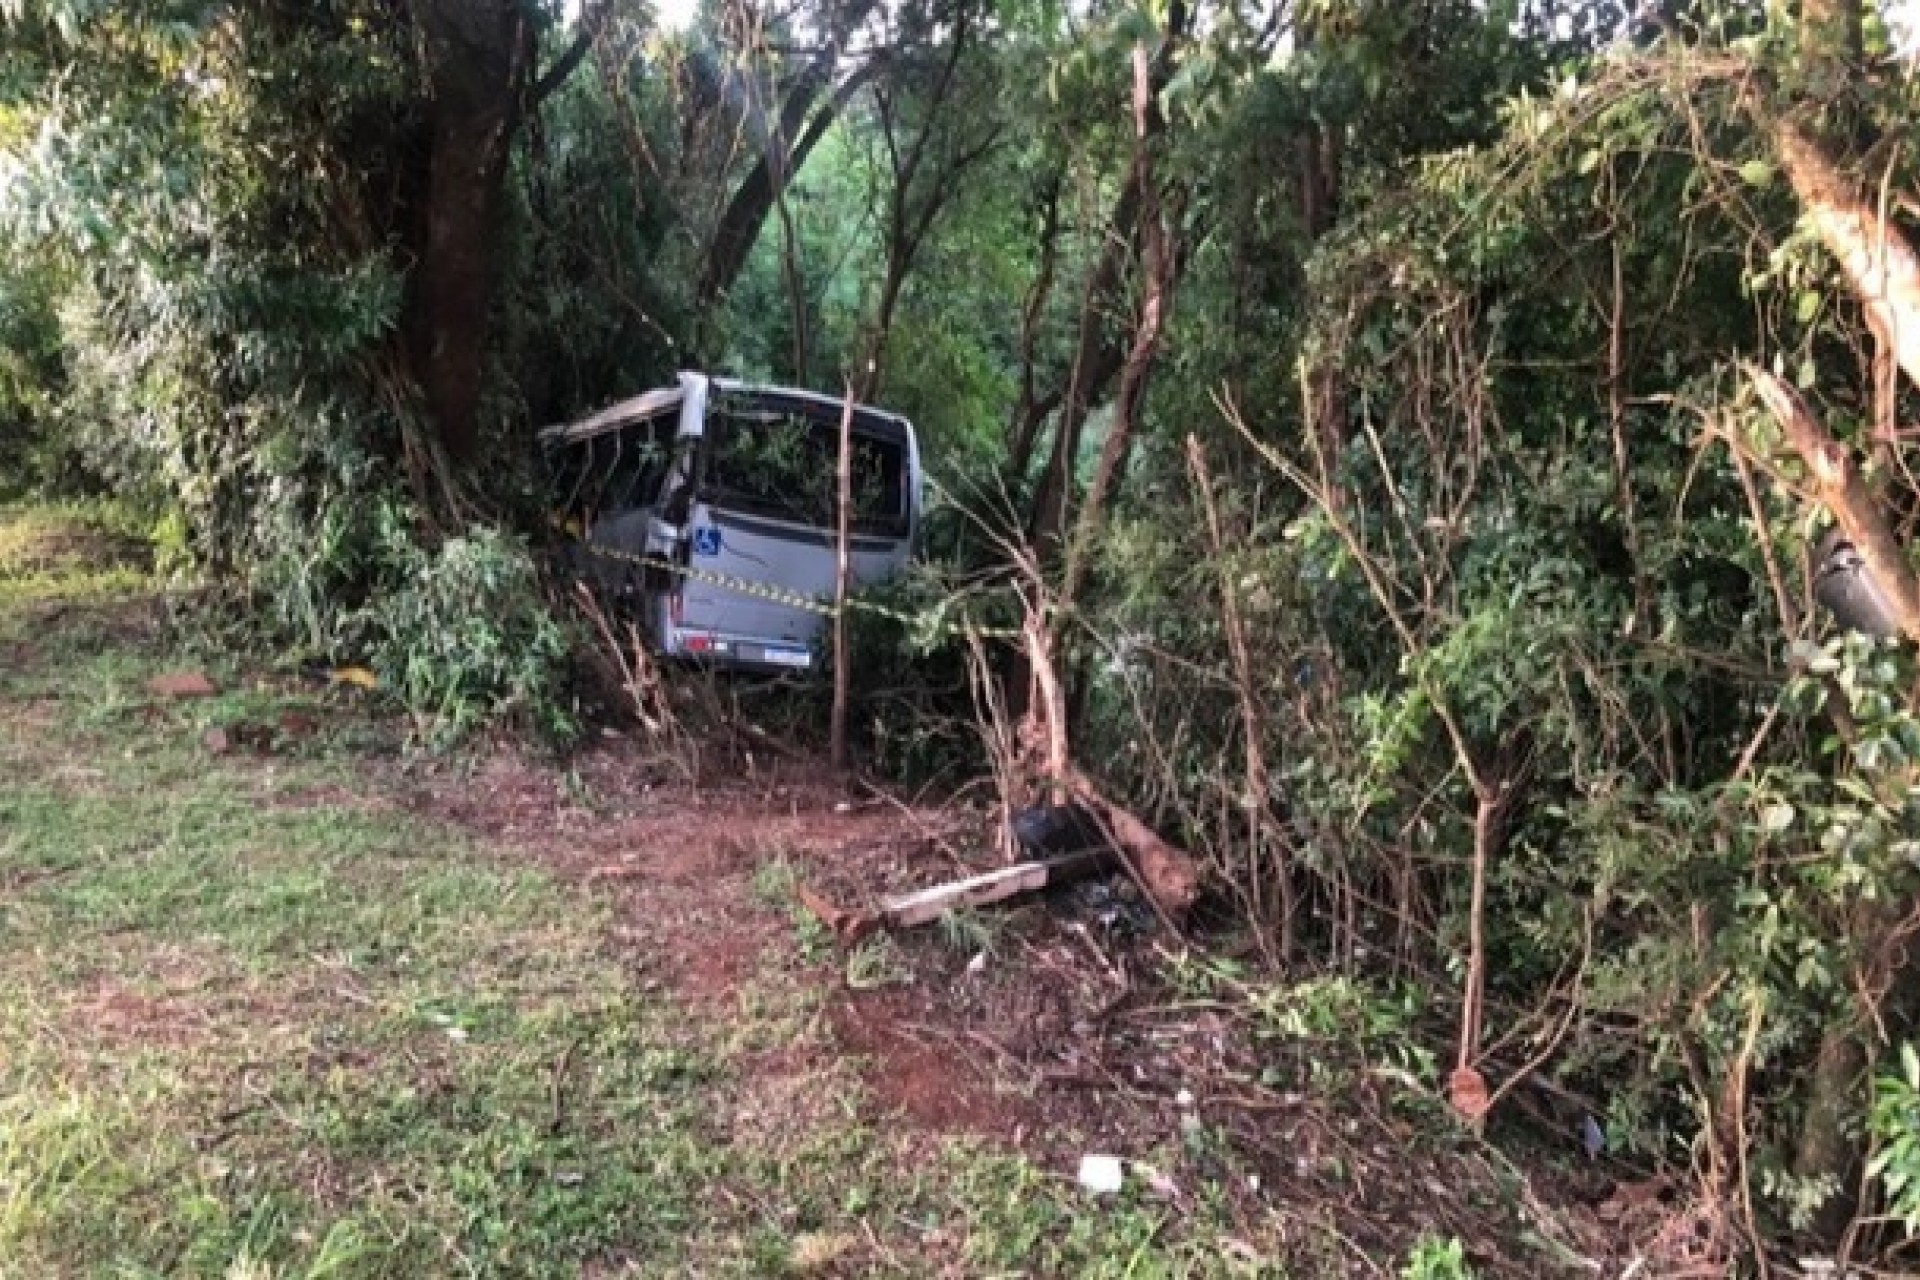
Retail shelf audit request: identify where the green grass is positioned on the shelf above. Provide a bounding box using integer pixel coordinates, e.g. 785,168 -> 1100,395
0,506 -> 1286,1278
0,689 -> 722,1274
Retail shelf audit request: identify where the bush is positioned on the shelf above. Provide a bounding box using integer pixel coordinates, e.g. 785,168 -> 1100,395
368,528 -> 578,746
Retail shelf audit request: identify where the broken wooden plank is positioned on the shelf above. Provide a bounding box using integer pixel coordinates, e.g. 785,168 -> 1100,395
880,848 -> 1111,930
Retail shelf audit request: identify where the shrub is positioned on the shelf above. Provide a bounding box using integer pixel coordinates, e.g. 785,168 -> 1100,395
368,528 -> 578,746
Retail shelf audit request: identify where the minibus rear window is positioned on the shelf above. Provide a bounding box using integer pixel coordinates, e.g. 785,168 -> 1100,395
705,402 -> 908,537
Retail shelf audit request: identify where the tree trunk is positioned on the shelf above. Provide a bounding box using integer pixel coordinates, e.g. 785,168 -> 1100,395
1025,0 -> 1186,559
1795,1014 -> 1867,1240
1060,44 -> 1172,606
1025,175 -> 1141,559
1007,175 -> 1064,475
406,0 -> 535,466
695,18 -> 880,316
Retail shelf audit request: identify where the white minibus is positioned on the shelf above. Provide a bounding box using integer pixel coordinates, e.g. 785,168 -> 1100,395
541,372 -> 923,673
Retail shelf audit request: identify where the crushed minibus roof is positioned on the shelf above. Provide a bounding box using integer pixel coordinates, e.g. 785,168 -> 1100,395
537,376 -> 914,448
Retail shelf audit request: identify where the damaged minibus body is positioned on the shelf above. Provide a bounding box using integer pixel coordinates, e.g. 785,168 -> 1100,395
541,372 -> 922,673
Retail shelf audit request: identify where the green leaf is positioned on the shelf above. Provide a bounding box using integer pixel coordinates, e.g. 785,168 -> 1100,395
1739,159 -> 1776,189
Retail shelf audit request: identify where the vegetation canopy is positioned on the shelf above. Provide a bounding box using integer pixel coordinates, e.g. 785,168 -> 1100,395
7,0 -> 1920,1268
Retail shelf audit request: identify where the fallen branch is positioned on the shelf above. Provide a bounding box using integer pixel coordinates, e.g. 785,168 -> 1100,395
1063,765 -> 1198,931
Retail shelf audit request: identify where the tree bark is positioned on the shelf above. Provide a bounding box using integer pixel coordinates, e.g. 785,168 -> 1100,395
1795,1012 -> 1867,1240
1771,118 -> 1920,393
406,0 -> 536,465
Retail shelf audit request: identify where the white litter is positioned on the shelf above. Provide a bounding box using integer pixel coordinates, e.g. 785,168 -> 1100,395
1077,1154 -> 1125,1195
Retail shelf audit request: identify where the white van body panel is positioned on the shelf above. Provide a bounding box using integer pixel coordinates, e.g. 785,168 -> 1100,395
542,373 -> 921,674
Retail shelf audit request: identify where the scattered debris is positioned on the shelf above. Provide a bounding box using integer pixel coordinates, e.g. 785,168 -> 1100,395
147,671 -> 218,698
1078,1153 -> 1125,1195
1011,802 -> 1106,856
797,884 -> 879,944
1058,876 -> 1157,936
1064,767 -> 1199,924
880,848 -> 1109,929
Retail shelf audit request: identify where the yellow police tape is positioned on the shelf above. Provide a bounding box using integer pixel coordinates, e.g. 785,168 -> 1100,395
575,540 -> 1026,642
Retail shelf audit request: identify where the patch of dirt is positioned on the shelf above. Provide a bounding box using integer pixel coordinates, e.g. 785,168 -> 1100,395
310,731 -> 1620,1275
395,743 -> 1062,1145
829,985 -> 1039,1140
48,943 -> 282,1054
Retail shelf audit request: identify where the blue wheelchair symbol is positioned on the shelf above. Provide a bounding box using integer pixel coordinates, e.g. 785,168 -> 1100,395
691,525 -> 723,557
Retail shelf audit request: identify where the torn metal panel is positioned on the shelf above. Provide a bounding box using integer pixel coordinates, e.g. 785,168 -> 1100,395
1814,526 -> 1902,637
537,382 -> 687,445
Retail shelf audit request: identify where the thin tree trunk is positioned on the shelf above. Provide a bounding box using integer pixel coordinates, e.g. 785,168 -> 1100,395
1608,230 -> 1651,632
696,27 -> 880,313
1007,175 -> 1064,475
774,188 -> 809,384
1060,44 -> 1172,607
1026,194 -> 1136,559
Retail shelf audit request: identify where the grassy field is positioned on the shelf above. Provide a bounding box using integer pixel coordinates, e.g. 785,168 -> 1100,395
0,506 -> 1270,1278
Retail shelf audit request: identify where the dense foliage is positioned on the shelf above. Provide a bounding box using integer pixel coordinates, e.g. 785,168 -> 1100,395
7,0 -> 1920,1263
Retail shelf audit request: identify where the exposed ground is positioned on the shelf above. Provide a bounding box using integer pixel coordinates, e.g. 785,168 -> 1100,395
0,506 -> 1629,1277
